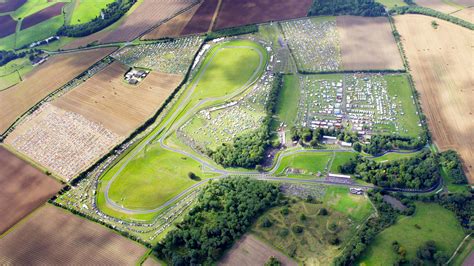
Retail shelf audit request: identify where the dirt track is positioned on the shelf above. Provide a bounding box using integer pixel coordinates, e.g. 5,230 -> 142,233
395,15 -> 474,182
219,234 -> 297,266
0,146 -> 62,234
337,16 -> 404,70
0,47 -> 115,134
214,0 -> 312,30
0,205 -> 147,265
53,61 -> 183,136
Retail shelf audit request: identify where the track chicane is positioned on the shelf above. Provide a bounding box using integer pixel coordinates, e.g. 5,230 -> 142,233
20,3 -> 65,30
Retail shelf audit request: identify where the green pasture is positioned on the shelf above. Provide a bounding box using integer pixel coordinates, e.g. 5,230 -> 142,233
358,202 -> 466,265
371,151 -> 420,163
323,186 -> 374,222
385,74 -> 422,138
251,200 -> 355,265
330,152 -> 357,173
275,74 -> 300,128
441,167 -> 470,193
11,0 -> 69,20
276,152 -> 333,175
0,57 -> 33,90
68,0 -> 115,25
375,0 -> 407,8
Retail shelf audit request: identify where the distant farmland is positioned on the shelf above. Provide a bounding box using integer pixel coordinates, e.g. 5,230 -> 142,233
0,16 -> 16,38
214,0 -> 312,30
0,47 -> 115,134
0,146 -> 62,234
0,0 -> 26,12
395,15 -> 474,182
336,16 -> 404,71
20,2 -> 65,30
0,205 -> 147,264
181,0 -> 218,35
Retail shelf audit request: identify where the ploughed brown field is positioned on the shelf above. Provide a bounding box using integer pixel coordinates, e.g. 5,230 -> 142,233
214,0 -> 312,30
0,146 -> 62,234
181,0 -> 218,35
336,16 -> 404,70
0,205 -> 147,264
395,15 -> 474,182
20,2 -> 65,30
415,0 -> 461,13
0,0 -> 26,12
0,15 -> 16,38
452,0 -> 474,6
219,234 -> 297,266
141,2 -> 202,40
0,47 -> 115,134
53,61 -> 183,136
100,0 -> 196,43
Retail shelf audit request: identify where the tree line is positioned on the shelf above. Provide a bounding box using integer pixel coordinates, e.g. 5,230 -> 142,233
57,0 -> 137,37
206,25 -> 258,41
390,6 -> 474,30
208,74 -> 283,168
154,177 -> 282,265
308,0 -> 386,17
340,150 -> 440,189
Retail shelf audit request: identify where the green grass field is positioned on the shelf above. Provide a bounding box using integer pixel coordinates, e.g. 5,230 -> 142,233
275,74 -> 300,128
323,186 -> 374,222
11,0 -> 67,20
385,74 -> 422,138
0,57 -> 33,90
96,40 -> 267,220
375,0 -> 407,8
276,152 -> 333,175
251,200 -> 356,265
68,0 -> 115,25
330,152 -> 357,173
359,202 -> 466,265
371,151 -> 420,163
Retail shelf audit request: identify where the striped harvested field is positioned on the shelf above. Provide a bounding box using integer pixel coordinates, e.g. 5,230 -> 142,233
0,205 -> 147,265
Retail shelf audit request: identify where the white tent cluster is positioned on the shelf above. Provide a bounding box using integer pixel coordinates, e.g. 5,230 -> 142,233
297,74 -> 409,136
112,36 -> 203,74
281,18 -> 341,72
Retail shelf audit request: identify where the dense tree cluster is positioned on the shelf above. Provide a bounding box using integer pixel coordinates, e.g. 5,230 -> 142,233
154,177 -> 282,265
290,126 -> 359,148
435,192 -> 473,230
0,50 -> 27,67
390,6 -> 474,30
341,150 -> 440,189
209,74 -> 283,168
57,0 -> 137,37
440,150 -> 467,184
308,0 -> 385,17
206,25 -> 258,41
363,134 -> 426,155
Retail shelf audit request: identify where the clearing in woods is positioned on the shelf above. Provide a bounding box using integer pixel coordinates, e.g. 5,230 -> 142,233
53,61 -> 183,136
0,205 -> 147,265
336,16 -> 404,70
0,47 -> 116,133
219,234 -> 297,266
358,202 -> 466,265
394,15 -> 474,183
0,146 -> 62,234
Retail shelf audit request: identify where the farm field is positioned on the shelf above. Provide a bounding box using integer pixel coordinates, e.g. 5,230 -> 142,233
219,234 -> 297,266
414,0 -> 462,13
68,0 -> 115,25
20,2 -> 64,30
358,202 -> 466,264
0,57 -> 33,90
375,0 -> 407,8
336,16 -> 404,71
100,0 -> 197,43
296,73 -> 421,137
0,0 -> 26,12
0,47 -> 115,133
251,198 -> 367,265
452,7 -> 474,23
6,104 -> 120,181
53,61 -> 182,136
0,15 -> 16,38
0,205 -> 147,264
214,0 -> 312,30
112,36 -> 203,75
10,0 -> 62,20
141,2 -> 202,40
181,0 -> 218,35
0,146 -> 62,234
394,15 -> 474,182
